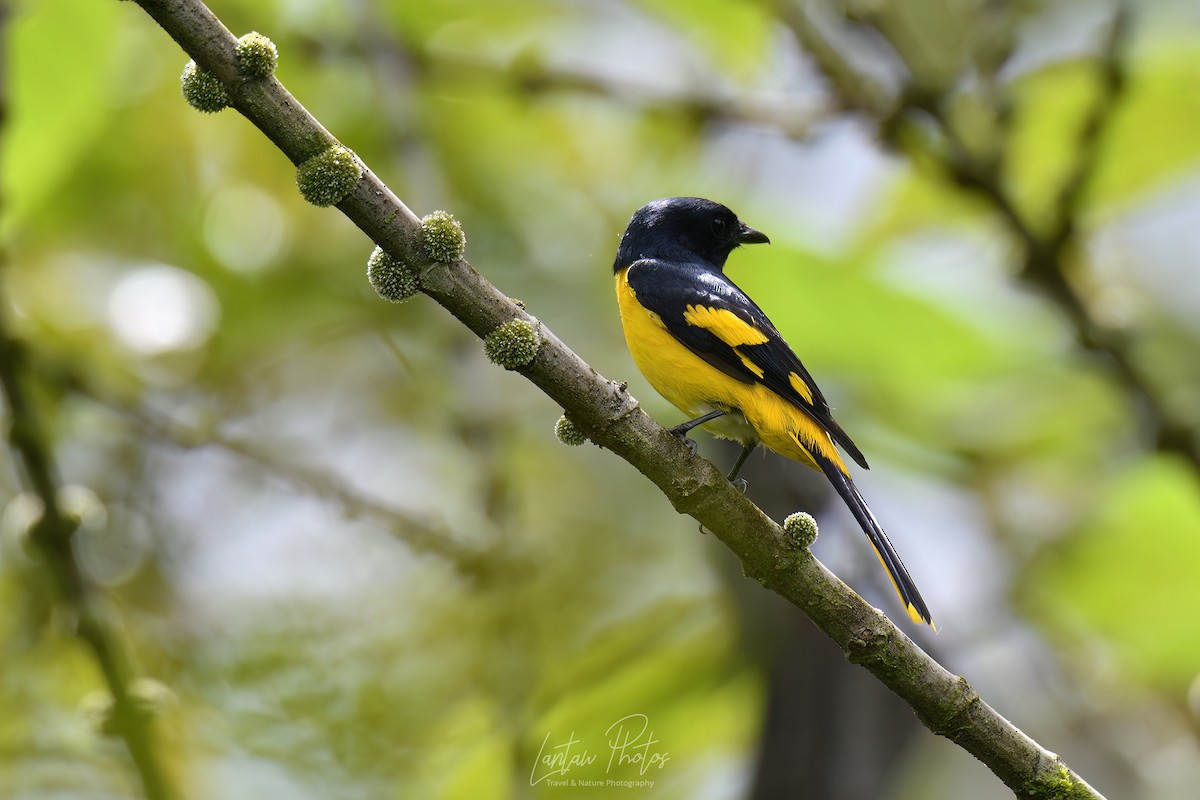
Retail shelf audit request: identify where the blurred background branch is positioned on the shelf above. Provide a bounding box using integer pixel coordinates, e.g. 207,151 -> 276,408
413,48 -> 834,143
0,291 -> 176,799
91,389 -> 494,571
784,0 -> 1198,473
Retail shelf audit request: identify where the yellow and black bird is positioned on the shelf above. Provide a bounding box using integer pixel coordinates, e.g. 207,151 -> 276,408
612,197 -> 933,627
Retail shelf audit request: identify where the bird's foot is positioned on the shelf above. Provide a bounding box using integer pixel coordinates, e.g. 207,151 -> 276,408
667,425 -> 700,456
667,409 -> 726,452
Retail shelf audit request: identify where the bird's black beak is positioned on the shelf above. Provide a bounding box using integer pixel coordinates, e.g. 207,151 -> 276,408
737,222 -> 770,245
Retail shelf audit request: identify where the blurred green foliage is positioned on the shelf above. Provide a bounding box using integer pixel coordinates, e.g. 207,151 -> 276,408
3,1 -> 1200,799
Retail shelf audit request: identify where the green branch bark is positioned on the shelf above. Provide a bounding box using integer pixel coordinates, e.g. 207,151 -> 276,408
125,1 -> 1103,797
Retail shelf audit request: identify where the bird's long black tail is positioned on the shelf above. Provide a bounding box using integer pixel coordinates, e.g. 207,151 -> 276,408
811,452 -> 934,628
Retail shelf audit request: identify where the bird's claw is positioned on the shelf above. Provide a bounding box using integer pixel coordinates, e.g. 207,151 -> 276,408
731,478 -> 748,494
668,426 -> 699,456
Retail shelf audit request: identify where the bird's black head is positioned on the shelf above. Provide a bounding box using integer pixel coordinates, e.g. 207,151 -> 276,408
612,197 -> 770,273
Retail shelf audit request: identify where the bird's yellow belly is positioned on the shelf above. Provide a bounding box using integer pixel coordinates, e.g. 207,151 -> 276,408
616,271 -> 833,470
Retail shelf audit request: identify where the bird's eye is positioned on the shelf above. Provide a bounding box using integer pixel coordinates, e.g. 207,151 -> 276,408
710,217 -> 727,236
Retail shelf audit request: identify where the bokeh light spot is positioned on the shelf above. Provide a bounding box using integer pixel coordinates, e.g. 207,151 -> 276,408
106,264 -> 219,354
203,183 -> 288,273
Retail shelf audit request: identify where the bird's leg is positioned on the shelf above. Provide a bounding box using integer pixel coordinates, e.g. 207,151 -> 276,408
667,409 -> 726,456
726,444 -> 755,493
670,409 -> 726,436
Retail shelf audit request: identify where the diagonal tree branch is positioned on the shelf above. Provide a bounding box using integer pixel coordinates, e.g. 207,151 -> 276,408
120,1 -> 1103,797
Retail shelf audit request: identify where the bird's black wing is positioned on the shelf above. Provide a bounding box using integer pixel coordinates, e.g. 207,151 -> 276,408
626,257 -> 869,469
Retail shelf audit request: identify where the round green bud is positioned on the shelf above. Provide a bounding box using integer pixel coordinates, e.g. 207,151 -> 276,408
483,318 -> 541,369
296,145 -> 362,207
181,60 -> 228,113
783,511 -> 818,548
554,415 -> 587,446
367,246 -> 419,303
420,210 -> 466,263
236,31 -> 278,79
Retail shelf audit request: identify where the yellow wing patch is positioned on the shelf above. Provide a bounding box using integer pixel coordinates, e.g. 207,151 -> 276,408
734,348 -> 765,379
788,372 -> 814,404
683,305 -> 769,347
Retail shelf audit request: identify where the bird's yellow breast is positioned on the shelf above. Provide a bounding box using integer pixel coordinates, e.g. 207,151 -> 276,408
616,268 -> 736,422
615,268 -> 845,472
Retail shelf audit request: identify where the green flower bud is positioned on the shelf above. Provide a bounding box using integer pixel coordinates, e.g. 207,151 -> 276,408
420,210 -> 466,263
367,246 -> 420,303
180,60 -> 228,113
554,415 -> 587,446
296,145 -> 362,207
483,318 -> 541,369
783,511 -> 818,548
236,31 -> 278,79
